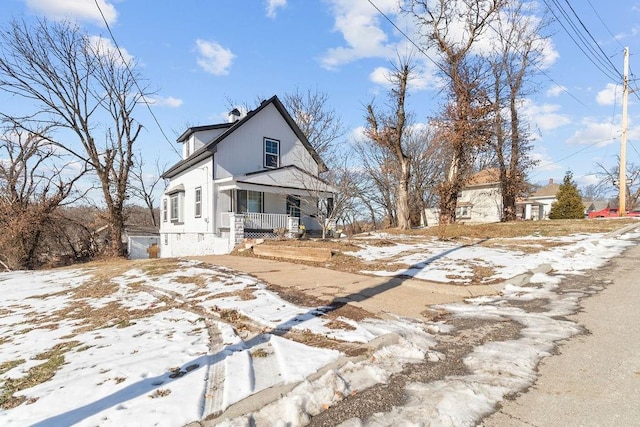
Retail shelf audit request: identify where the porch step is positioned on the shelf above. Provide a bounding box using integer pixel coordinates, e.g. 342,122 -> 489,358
253,245 -> 333,262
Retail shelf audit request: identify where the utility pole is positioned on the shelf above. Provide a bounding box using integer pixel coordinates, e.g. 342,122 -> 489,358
619,46 -> 629,216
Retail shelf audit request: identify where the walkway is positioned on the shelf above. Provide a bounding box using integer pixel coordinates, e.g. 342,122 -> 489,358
193,255 -> 504,319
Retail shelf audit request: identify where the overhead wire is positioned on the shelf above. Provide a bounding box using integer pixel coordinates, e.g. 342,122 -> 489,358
561,0 -> 621,79
531,134 -> 621,178
93,0 -> 181,158
543,0 -> 621,82
585,0 -> 625,49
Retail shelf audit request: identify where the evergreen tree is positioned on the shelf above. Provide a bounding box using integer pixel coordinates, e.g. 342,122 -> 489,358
549,171 -> 585,219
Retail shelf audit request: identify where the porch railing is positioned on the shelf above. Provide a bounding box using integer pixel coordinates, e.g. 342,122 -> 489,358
244,212 -> 289,230
219,212 -> 289,230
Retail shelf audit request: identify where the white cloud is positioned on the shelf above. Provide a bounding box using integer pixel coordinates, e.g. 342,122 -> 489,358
369,65 -> 435,92
596,83 -> 621,106
521,100 -> 571,132
25,0 -> 117,26
265,0 -> 286,18
320,0 -> 399,70
529,150 -> 563,173
546,85 -> 567,97
88,35 -> 133,65
195,39 -> 235,76
146,96 -> 183,108
565,120 -> 620,146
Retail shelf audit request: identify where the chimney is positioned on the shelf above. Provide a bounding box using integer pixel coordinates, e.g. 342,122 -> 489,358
228,108 -> 241,123
549,178 -> 554,185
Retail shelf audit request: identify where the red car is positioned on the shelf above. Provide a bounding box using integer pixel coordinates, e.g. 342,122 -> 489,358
588,207 -> 640,218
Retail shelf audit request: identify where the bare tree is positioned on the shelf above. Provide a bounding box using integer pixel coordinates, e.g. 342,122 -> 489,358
488,0 -> 546,221
0,124 -> 87,269
405,125 -> 447,226
364,58 -> 414,230
129,154 -> 165,227
403,0 -> 505,224
0,18 -> 149,256
353,138 -> 398,227
595,159 -> 640,210
283,88 -> 347,166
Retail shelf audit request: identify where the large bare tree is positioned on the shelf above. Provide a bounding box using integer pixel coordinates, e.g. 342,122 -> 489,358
364,59 -> 414,230
0,125 -> 87,269
488,0 -> 546,221
0,18 -> 149,256
403,0 -> 505,224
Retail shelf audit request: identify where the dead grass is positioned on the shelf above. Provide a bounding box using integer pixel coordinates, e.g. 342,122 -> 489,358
380,218 -> 639,239
238,219 -> 639,280
1,342 -> 79,409
283,329 -> 368,357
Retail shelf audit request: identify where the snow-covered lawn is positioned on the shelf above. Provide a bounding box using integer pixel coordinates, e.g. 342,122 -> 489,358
0,226 -> 638,426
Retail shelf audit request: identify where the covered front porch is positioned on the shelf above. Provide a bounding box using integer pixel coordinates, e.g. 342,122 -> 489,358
214,166 -> 335,237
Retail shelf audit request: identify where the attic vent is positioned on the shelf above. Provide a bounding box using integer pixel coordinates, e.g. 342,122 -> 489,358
228,108 -> 241,123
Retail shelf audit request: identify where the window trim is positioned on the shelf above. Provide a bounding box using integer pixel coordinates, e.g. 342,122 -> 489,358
194,187 -> 202,218
162,199 -> 168,222
264,137 -> 280,169
238,190 -> 263,213
286,195 -> 301,218
170,194 -> 179,221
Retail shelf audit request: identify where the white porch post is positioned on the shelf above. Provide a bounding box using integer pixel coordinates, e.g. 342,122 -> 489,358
229,213 -> 245,247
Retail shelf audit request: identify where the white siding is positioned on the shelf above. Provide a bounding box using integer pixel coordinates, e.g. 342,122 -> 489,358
214,104 -> 318,179
160,157 -> 213,235
458,184 -> 502,223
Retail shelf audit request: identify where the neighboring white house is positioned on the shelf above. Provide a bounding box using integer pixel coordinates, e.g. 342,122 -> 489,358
517,178 -> 560,220
423,171 -> 562,225
455,169 -> 503,223
423,169 -> 503,226
159,95 -> 334,257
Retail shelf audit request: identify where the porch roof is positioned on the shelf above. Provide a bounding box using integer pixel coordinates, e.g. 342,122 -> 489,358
216,165 -> 335,197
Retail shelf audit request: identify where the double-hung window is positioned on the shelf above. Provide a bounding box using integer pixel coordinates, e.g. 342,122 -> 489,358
194,187 -> 202,218
170,194 -> 179,221
162,199 -> 168,222
264,138 -> 280,168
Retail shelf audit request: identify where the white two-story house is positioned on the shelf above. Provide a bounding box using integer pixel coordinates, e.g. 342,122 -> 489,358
159,95 -> 334,257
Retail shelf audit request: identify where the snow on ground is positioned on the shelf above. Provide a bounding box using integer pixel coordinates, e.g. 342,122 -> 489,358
0,227 -> 638,426
348,231 -> 637,283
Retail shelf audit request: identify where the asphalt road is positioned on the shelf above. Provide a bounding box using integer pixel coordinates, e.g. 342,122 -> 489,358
481,241 -> 640,426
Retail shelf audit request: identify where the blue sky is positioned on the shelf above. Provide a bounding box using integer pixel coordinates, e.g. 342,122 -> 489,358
3,0 -> 640,196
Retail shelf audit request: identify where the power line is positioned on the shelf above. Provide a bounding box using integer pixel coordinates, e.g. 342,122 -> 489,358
561,0 -> 621,78
543,0 -> 620,82
368,0 -> 590,109
366,0 -> 446,76
585,0 -> 625,49
532,134 -> 621,176
93,0 -> 181,158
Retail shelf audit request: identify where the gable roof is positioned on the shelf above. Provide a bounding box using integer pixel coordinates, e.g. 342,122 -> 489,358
465,168 -> 500,187
532,182 -> 560,198
162,95 -> 327,179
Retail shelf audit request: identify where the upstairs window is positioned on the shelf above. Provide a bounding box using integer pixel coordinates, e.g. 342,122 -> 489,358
264,138 -> 280,168
194,187 -> 202,218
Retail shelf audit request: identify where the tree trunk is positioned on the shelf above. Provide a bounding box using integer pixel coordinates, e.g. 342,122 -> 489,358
396,158 -> 411,229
